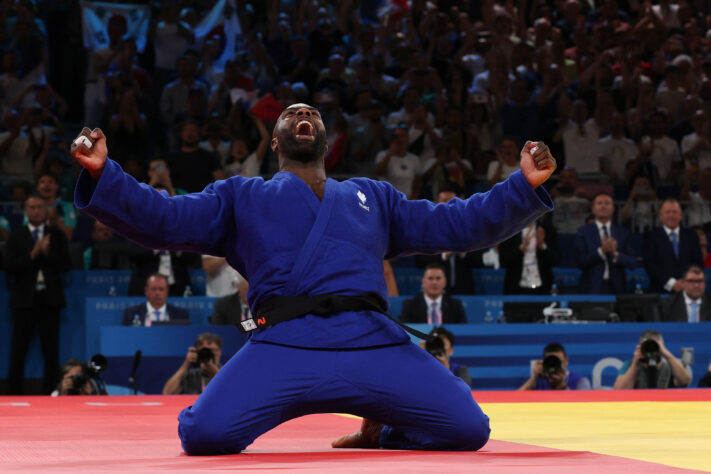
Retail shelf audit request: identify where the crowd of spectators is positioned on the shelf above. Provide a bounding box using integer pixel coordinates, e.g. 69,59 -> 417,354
2,0 -> 711,393
1,0 -> 711,275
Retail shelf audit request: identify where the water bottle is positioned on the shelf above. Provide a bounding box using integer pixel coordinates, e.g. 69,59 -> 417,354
484,310 -> 494,324
183,285 -> 193,297
497,310 -> 506,324
635,283 -> 643,295
131,314 -> 141,327
550,283 -> 558,296
108,285 -> 117,297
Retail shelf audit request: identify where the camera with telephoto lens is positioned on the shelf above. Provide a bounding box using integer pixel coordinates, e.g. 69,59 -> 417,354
197,347 -> 215,364
640,339 -> 661,365
425,337 -> 446,359
542,355 -> 563,377
68,354 -> 108,395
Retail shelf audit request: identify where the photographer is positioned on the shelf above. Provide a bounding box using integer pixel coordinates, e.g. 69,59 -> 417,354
519,343 -> 591,391
52,357 -> 107,396
162,333 -> 223,395
422,326 -> 472,387
613,329 -> 691,389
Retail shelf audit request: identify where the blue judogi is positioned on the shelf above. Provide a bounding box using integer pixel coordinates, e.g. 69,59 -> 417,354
76,158 -> 553,454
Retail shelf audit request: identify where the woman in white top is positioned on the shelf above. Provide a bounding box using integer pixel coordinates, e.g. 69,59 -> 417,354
224,115 -> 269,178
375,124 -> 422,199
487,137 -> 521,187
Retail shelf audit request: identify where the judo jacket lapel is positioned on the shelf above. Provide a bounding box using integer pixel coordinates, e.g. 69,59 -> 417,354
283,177 -> 337,295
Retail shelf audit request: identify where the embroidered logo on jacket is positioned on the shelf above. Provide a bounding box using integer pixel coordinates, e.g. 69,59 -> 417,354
357,190 -> 370,211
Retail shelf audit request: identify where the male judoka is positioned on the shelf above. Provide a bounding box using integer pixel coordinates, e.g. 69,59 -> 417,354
72,104 -> 556,455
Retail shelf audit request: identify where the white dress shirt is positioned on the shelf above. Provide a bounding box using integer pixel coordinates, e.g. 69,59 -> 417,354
423,294 -> 443,325
145,302 -> 168,326
27,223 -> 46,290
683,292 -> 702,323
595,220 -> 616,280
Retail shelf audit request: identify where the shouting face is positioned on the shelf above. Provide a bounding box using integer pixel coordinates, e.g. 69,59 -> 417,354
272,104 -> 328,164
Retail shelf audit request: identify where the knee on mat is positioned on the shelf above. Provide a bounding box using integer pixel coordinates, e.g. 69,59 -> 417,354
178,414 -> 246,456
446,413 -> 491,451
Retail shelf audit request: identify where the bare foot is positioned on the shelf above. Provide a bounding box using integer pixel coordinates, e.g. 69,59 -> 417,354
331,418 -> 383,449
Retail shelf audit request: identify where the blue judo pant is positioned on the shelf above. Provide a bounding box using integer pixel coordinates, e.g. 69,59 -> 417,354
178,340 -> 490,455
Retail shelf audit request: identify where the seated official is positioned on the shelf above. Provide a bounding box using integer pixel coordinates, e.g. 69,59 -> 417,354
422,326 -> 472,387
658,264 -> 710,322
122,273 -> 190,326
613,329 -> 691,389
400,263 -> 467,324
162,333 -> 223,395
519,342 -> 591,391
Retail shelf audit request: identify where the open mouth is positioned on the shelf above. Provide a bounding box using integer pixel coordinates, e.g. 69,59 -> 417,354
294,120 -> 316,142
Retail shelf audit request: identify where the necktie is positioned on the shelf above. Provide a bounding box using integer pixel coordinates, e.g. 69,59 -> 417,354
602,225 -> 613,277
32,228 -> 46,291
689,301 -> 699,323
670,232 -> 679,258
429,302 -> 439,325
154,310 -> 161,322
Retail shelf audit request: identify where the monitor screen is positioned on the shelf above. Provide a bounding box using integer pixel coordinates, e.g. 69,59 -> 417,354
568,301 -> 616,322
615,294 -> 661,322
502,302 -> 550,323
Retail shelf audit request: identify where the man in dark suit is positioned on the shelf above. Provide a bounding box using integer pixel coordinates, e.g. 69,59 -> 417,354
575,192 -> 638,294
659,264 -> 711,322
643,198 -> 703,293
122,273 -> 190,326
6,195 -> 71,394
399,263 -> 467,324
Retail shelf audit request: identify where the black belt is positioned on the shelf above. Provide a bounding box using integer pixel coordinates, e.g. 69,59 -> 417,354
239,293 -> 431,340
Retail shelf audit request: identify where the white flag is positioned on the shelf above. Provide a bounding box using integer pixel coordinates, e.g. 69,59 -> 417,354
79,1 -> 150,52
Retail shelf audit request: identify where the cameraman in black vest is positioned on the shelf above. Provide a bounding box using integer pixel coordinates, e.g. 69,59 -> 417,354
163,333 -> 223,394
613,330 -> 691,389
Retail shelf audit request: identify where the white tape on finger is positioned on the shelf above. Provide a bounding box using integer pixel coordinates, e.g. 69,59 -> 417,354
73,135 -> 93,149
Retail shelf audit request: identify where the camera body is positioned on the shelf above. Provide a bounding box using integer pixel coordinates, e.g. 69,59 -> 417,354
542,354 -> 563,377
640,339 -> 661,366
425,337 -> 446,359
67,354 -> 108,395
197,347 -> 215,365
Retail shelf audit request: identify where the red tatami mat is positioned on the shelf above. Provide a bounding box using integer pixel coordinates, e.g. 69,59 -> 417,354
0,394 -> 703,473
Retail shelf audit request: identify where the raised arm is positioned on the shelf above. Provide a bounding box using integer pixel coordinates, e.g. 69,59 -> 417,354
387,142 -> 556,257
71,128 -> 236,256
